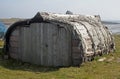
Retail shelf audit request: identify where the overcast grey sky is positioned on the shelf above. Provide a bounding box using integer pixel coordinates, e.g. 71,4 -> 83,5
0,0 -> 120,20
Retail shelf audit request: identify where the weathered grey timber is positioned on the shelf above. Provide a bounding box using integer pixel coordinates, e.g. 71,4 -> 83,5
4,12 -> 115,66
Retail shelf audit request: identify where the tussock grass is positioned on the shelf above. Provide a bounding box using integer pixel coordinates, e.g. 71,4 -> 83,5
0,40 -> 4,47
0,35 -> 120,79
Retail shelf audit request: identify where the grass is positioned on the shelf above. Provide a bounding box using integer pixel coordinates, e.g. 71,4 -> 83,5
0,35 -> 120,79
0,18 -> 23,23
0,40 -> 4,47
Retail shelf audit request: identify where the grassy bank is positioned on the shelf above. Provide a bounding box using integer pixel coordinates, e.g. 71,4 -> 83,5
0,35 -> 120,79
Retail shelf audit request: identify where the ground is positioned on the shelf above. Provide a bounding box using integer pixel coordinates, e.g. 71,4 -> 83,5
0,34 -> 120,79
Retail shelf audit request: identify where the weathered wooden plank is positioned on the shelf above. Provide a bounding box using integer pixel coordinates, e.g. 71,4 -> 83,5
18,27 -> 22,60
26,25 -> 32,63
62,27 -> 70,66
19,27 -> 22,60
35,23 -> 41,64
22,27 -> 27,61
33,24 -> 37,64
46,23 -> 52,66
53,24 -> 61,66
40,23 -> 44,65
42,23 -> 47,66
59,27 -> 64,66
38,23 -> 42,65
33,23 -> 43,65
21,27 -> 26,61
53,24 -> 59,66
53,25 -> 58,66
17,27 -> 20,60
68,26 -> 72,66
26,27 -> 31,62
30,23 -> 36,64
28,24 -> 34,63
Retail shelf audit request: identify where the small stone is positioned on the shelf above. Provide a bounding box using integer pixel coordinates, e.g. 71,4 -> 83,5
98,57 -> 106,61
116,58 -> 120,63
107,57 -> 114,62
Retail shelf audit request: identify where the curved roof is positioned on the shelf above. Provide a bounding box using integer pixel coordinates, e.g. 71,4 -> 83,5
4,12 -> 114,55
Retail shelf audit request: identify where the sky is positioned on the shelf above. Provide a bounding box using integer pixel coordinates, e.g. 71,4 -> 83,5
0,0 -> 120,20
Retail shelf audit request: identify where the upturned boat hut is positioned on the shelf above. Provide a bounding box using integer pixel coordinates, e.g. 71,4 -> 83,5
4,12 -> 115,66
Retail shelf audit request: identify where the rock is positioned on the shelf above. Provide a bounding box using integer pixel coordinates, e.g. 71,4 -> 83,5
98,57 -> 106,61
107,57 -> 114,62
116,58 -> 120,63
66,10 -> 73,15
